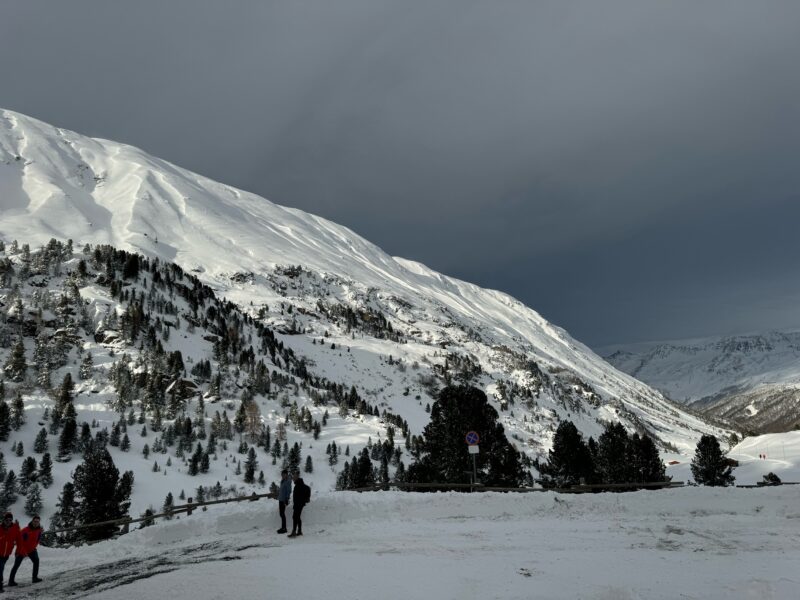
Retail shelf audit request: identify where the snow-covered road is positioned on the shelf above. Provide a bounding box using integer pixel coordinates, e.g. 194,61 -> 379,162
21,487 -> 800,600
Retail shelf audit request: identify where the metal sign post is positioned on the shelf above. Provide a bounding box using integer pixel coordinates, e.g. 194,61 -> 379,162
465,431 -> 480,492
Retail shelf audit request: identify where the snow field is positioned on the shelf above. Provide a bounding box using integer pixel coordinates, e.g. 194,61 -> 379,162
28,486 -> 800,600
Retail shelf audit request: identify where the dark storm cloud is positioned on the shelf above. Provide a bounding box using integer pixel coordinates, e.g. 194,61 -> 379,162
3,1 -> 800,345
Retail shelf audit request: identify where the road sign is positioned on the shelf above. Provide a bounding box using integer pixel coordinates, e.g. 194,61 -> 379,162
468,445 -> 479,454
465,431 -> 480,445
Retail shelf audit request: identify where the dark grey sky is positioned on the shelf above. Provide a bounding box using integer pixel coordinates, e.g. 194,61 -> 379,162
3,1 -> 800,347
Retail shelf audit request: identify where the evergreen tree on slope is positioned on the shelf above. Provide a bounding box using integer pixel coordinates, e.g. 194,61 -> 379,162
408,385 -> 524,487
691,435 -> 735,487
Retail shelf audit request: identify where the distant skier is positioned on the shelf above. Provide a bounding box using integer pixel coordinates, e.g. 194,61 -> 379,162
276,469 -> 292,534
0,512 -> 20,592
287,470 -> 311,538
7,515 -> 43,587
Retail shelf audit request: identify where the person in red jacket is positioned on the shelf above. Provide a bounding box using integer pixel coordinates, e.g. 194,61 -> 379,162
7,516 -> 42,588
0,512 -> 20,593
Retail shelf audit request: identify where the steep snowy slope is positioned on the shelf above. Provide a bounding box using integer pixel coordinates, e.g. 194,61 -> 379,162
602,331 -> 800,432
0,108 -> 721,455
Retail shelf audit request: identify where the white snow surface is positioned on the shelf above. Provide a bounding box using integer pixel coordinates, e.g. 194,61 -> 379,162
28,485 -> 800,600
0,108 -> 720,454
27,429 -> 800,600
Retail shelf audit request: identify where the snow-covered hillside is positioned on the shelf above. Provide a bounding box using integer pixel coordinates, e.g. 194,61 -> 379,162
0,108 -> 732,532
0,108 -> 719,452
602,331 -> 800,432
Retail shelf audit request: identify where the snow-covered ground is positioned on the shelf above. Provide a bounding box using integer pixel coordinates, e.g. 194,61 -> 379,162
17,432 -> 800,599
20,485 -> 800,600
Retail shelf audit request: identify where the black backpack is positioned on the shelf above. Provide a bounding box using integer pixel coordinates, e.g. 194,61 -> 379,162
297,481 -> 311,504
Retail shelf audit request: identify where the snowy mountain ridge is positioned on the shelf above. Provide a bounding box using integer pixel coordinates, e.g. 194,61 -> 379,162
602,330 -> 800,432
0,107 -> 721,461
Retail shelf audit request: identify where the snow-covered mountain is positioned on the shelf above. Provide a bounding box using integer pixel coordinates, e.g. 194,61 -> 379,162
602,331 -> 800,432
0,107 -> 724,523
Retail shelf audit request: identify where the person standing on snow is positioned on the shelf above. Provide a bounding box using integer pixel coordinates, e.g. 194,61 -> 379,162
0,512 -> 20,592
7,515 -> 43,588
276,469 -> 292,534
288,470 -> 311,538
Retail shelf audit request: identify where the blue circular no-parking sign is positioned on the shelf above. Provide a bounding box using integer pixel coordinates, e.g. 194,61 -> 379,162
465,431 -> 480,445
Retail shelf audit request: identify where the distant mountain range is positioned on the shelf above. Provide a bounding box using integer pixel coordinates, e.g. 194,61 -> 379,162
602,331 -> 800,433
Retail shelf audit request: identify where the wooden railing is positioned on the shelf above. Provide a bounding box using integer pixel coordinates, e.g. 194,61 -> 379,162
347,481 -> 684,493
47,492 -> 277,538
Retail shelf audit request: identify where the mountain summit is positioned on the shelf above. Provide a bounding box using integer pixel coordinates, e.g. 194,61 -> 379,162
0,108 -> 720,455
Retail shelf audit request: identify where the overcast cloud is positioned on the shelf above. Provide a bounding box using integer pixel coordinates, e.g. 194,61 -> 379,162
2,1 -> 800,346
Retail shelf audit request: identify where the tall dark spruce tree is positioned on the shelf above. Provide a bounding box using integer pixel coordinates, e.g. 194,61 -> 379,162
596,422 -> 633,484
539,420 -> 595,487
72,447 -> 134,541
632,433 -> 667,483
691,434 -> 735,487
407,385 -> 525,487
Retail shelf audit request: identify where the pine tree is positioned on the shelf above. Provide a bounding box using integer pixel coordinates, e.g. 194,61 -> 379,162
595,422 -> 633,484
188,443 -> 203,476
55,373 -> 74,418
379,456 -> 389,484
15,441 -> 23,457
691,435 -> 735,486
163,492 -> 174,519
57,418 -> 77,461
633,434 -> 667,483
50,481 -> 78,545
72,448 -> 134,541
142,444 -> 150,459
286,443 -> 302,473
0,471 -> 17,510
121,434 -> 131,452
109,424 -> 121,447
24,482 -> 42,517
304,455 -> 313,474
539,421 -> 595,487
38,453 -> 53,488
335,462 -> 351,491
10,391 -> 24,430
0,400 -> 11,442
79,353 -> 94,380
3,338 -> 28,383
78,422 -> 92,452
34,428 -> 48,453
244,447 -> 258,483
18,456 -> 37,494
407,385 -> 525,486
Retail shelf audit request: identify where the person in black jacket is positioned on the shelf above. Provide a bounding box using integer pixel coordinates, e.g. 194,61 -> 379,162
287,470 -> 310,538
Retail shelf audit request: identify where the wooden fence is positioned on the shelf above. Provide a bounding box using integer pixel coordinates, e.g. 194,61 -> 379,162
348,481 -> 684,493
47,491 -> 277,539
